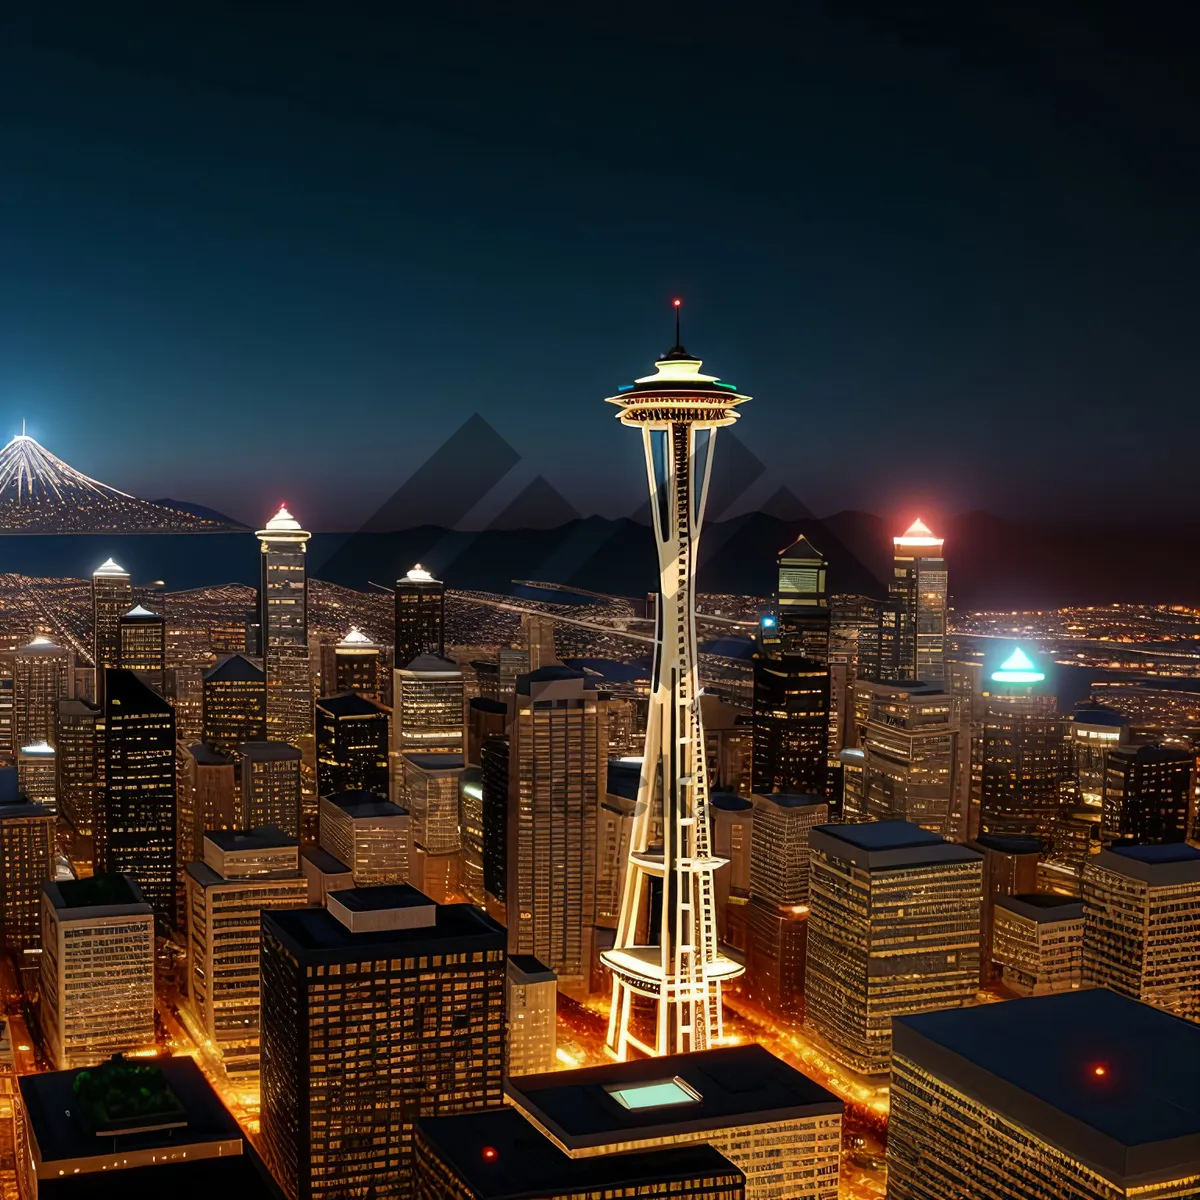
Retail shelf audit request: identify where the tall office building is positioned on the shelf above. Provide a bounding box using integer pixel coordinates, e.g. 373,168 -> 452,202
185,829 -> 308,1079
16,741 -> 56,815
976,647 -> 1070,848
395,564 -> 445,666
40,874 -> 156,1070
393,654 -> 464,755
805,821 -> 982,1074
509,666 -> 607,997
182,744 -> 238,861
601,327 -> 746,1058
991,893 -> 1084,995
1082,844 -> 1200,1021
775,534 -> 830,662
481,734 -> 509,921
889,518 -> 947,684
702,693 -> 752,796
168,664 -> 205,742
750,793 -> 826,906
259,886 -> 506,1200
318,791 -> 410,885
98,668 -> 177,926
858,680 -> 959,836
506,954 -> 557,1078
466,695 -> 507,765
751,651 -> 830,796
315,692 -> 389,797
202,654 -> 267,756
91,558 -> 132,704
887,990 -> 1200,1200
459,767 -> 485,904
256,504 -> 313,744
507,1045 -> 842,1200
322,626 -> 387,704
239,741 -> 302,838
712,791 -> 753,939
0,798 -> 54,955
13,635 -> 72,750
1102,743 -> 1193,844
1070,703 -> 1125,810
596,760 -> 638,932
965,832 -> 1042,983
402,752 -> 464,857
118,604 -> 166,696
0,676 -> 13,762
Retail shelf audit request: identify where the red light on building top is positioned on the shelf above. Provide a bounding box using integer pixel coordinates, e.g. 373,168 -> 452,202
482,1145 -> 498,1162
1092,1064 -> 1108,1078
673,298 -> 682,307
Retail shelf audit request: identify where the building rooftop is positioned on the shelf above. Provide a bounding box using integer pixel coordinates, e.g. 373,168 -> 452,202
92,557 -> 128,576
47,874 -> 148,913
1072,705 -> 1127,729
972,833 -> 1044,856
1109,743 -> 1194,764
187,743 -> 231,767
755,791 -> 826,810
316,691 -> 386,718
264,897 -> 503,959
322,791 -> 407,820
403,752 -> 465,772
894,989 -> 1200,1188
517,665 -> 597,695
328,884 -> 434,913
202,654 -> 264,684
239,740 -> 300,762
710,791 -> 753,813
811,821 -> 981,871
18,741 -> 54,757
416,1109 -> 743,1199
996,893 -> 1084,923
104,668 -> 171,714
0,799 -> 53,821
400,653 -> 459,673
204,827 -> 296,853
508,954 -> 556,984
121,604 -> 159,620
300,846 -> 352,876
506,1044 -> 840,1149
470,696 -> 509,715
1090,844 -> 1200,886
606,759 -> 642,802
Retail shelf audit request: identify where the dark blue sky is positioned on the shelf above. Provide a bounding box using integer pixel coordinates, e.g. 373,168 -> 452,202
1,4 -> 1197,530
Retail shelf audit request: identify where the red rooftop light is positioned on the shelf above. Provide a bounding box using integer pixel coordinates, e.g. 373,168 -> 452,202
673,298 -> 682,307
1093,1064 -> 1108,1078
482,1145 -> 498,1162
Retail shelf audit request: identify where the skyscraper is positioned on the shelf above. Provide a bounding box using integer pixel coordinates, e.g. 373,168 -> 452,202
13,635 -> 72,750
1102,743 -> 1193,844
256,504 -> 313,745
91,557 -> 132,703
506,954 -> 557,1077
509,666 -> 606,997
322,626 -> 388,704
259,886 -> 505,1200
239,741 -> 302,837
118,603 -> 166,696
395,564 -> 445,667
392,653 -> 464,755
98,668 -> 177,926
805,821 -> 982,1074
481,733 -> 509,922
16,741 -> 56,815
0,797 -> 54,956
315,692 -> 389,797
182,744 -> 238,861
890,518 -> 947,684
775,534 -> 830,661
601,324 -> 746,1057
318,791 -> 410,885
202,654 -> 267,755
751,652 -> 830,796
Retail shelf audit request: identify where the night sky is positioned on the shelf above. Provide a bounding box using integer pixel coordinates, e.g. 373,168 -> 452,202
1,5 -> 1197,531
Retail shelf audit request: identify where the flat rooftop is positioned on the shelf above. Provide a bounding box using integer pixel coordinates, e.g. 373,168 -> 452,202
403,752 -> 465,772
322,791 -> 407,820
811,821 -> 982,870
508,954 -> 556,984
316,691 -> 386,718
204,826 -> 296,852
48,874 -> 147,912
417,1108 -> 742,1199
755,791 -> 825,809
300,846 -> 351,875
895,989 -> 1200,1188
1091,845 -> 1200,886
327,884 -> 433,913
972,833 -> 1044,856
711,791 -> 753,813
506,1044 -> 840,1150
996,893 -> 1084,923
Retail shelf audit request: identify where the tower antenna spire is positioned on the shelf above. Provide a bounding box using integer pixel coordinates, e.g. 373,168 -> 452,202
673,297 -> 682,349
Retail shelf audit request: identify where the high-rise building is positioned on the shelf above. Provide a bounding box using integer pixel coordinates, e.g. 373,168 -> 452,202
750,792 -> 826,906
751,652 -> 830,796
98,668 -> 177,926
1070,703 -> 1125,811
1082,844 -> 1200,1021
775,534 -> 830,662
991,893 -> 1084,995
858,680 -> 958,836
395,564 -> 445,667
402,751 -> 464,857
506,1044 -> 841,1200
256,504 -> 313,744
887,990 -> 1200,1199
601,329 -> 746,1058
167,664 -> 205,743
239,741 -> 302,837
805,821 -> 982,1074
202,654 -> 266,755
299,845 -> 354,905
318,791 -> 410,885
393,654 -> 464,756
510,666 -> 607,997
91,557 -> 132,704
185,829 -> 308,1079
481,734 -> 509,922
1102,743 -> 1193,844
17,740 -> 56,815
0,798 -> 54,956
965,832 -> 1042,983
321,626 -> 388,705
701,693 -> 752,796
13,635 -> 72,750
975,647 -> 1070,848
259,886 -> 506,1200
506,954 -> 557,1077
315,692 -> 389,797
711,791 -> 753,939
182,744 -> 238,861
596,759 -> 638,933
466,696 -> 507,766
118,603 -> 166,696
0,675 -> 13,762
889,518 -> 947,684
460,766 -> 485,905
40,874 -> 156,1069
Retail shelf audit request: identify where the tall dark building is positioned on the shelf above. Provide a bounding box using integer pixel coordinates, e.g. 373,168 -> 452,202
202,654 -> 267,756
118,603 -> 166,697
98,668 -> 177,926
751,652 -> 830,796
481,734 -> 509,921
395,564 -> 445,667
315,692 -> 390,797
890,518 -> 947,684
91,558 -> 132,704
1102,744 -> 1194,845
259,886 -> 506,1200
857,599 -> 901,684
55,698 -> 104,835
0,797 -> 54,956
775,534 -> 830,663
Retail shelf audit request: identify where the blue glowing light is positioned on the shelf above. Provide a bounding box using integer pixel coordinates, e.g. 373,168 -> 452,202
991,646 -> 1045,684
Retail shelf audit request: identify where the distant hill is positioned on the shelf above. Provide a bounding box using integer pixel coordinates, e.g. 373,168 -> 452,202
152,498 -> 249,530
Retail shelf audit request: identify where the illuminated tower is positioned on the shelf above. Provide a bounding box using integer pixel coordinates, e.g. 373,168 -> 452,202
891,518 -> 948,683
395,564 -> 445,666
256,504 -> 313,744
601,307 -> 746,1059
91,558 -> 132,702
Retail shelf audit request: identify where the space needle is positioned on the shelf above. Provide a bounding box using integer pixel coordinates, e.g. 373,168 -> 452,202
601,302 -> 747,1059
